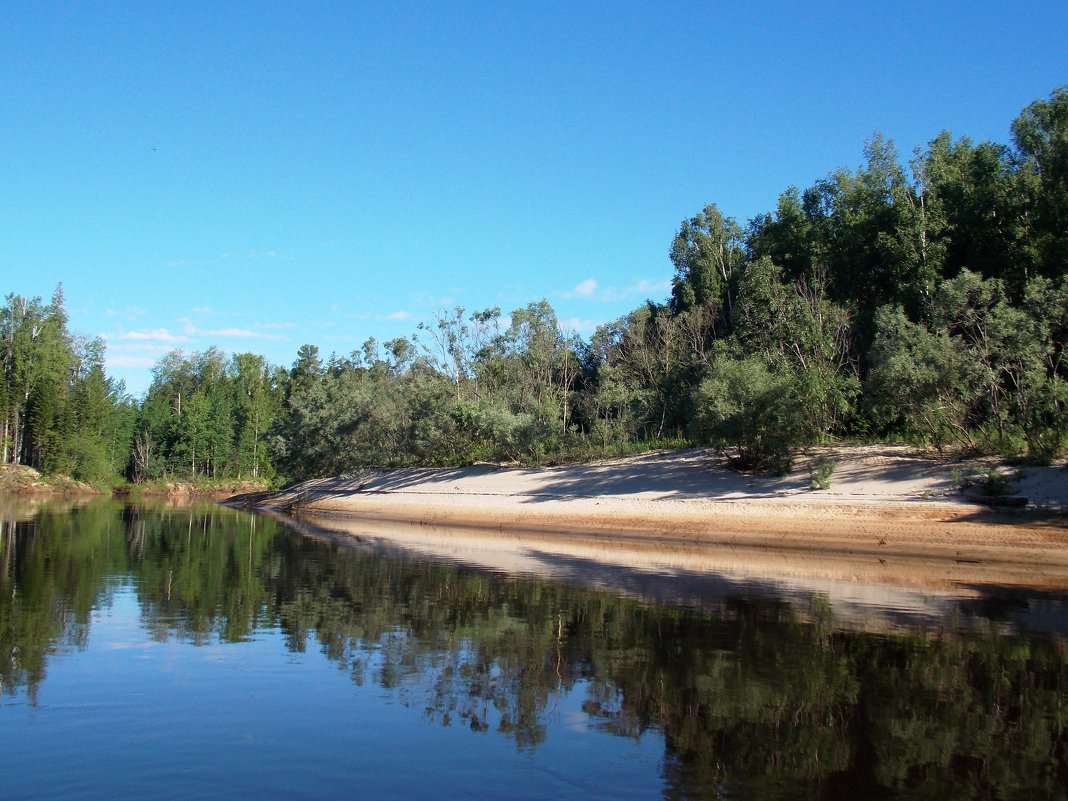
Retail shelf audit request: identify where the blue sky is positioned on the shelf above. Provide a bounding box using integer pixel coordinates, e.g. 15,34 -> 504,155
2,1 -> 1065,396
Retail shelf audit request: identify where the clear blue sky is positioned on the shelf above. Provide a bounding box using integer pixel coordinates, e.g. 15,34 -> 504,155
2,1 -> 1065,396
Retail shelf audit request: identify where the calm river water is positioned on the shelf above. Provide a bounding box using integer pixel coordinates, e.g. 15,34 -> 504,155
1,500 -> 1066,800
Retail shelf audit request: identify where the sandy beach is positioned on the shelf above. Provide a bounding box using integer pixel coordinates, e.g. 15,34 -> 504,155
249,447 -> 1068,593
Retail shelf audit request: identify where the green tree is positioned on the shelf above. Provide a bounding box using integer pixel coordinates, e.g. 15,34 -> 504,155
232,353 -> 281,480
919,131 -> 1030,289
669,204 -> 744,315
1012,85 -> 1068,279
690,353 -> 804,472
732,258 -> 859,438
746,186 -> 815,284
866,305 -> 980,451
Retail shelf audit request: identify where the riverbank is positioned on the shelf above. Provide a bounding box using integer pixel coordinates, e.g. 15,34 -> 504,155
0,464 -> 269,502
0,464 -> 98,496
117,479 -> 270,502
242,447 -> 1068,589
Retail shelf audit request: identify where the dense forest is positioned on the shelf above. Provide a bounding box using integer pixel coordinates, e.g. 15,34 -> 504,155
2,86 -> 1066,485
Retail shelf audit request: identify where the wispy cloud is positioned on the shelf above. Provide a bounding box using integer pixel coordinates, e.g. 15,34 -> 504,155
207,327 -> 279,339
385,310 -> 411,321
412,293 -> 457,309
105,305 -> 147,321
625,278 -> 672,297
565,276 -> 672,303
563,278 -> 598,299
106,355 -> 157,368
165,249 -> 282,269
106,343 -> 177,355
191,305 -> 214,315
256,321 -> 297,330
109,328 -> 191,344
180,320 -> 286,341
558,316 -> 602,334
217,249 -> 280,261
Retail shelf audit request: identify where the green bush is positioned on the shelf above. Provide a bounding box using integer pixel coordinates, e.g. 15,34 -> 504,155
978,466 -> 1016,497
690,355 -> 806,474
809,458 -> 836,490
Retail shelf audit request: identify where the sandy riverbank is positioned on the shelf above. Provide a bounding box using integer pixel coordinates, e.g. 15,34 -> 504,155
245,447 -> 1068,590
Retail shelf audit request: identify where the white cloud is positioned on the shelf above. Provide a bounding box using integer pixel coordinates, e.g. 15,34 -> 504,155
597,277 -> 673,303
177,317 -> 286,341
191,305 -> 214,315
106,355 -> 157,368
557,276 -> 672,304
256,321 -> 296,330
112,328 -> 191,344
386,310 -> 411,321
628,278 -> 672,295
207,327 -> 256,338
564,278 -> 598,299
193,325 -> 286,341
106,343 -> 175,354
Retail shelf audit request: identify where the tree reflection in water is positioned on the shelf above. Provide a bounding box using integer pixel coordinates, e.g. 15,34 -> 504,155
1,500 -> 1066,799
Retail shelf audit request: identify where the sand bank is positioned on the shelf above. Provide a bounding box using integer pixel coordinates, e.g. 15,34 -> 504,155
250,447 -> 1068,590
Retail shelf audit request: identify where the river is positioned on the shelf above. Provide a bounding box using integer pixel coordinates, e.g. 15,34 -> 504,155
1,499 -> 1066,799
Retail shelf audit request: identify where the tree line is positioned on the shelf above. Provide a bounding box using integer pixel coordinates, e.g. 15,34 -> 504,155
2,86 -> 1066,484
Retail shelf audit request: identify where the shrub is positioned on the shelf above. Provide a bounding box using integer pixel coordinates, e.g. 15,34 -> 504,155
690,355 -> 806,474
809,458 -> 836,490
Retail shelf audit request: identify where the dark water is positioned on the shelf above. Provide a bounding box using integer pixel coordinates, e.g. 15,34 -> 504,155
1,501 -> 1067,800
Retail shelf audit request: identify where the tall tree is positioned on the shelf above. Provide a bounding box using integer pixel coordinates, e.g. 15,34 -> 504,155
1011,85 -> 1068,280
232,353 -> 281,480
669,204 -> 745,315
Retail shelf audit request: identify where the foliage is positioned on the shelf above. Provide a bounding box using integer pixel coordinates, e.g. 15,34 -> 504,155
3,85 -> 1066,481
0,287 -> 135,482
976,466 -> 1017,497
810,457 -> 836,490
131,347 -> 284,482
690,354 -> 804,473
866,305 -> 980,451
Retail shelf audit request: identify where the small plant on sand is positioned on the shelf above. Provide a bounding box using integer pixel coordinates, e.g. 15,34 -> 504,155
809,458 -> 836,490
977,466 -> 1016,497
949,467 -> 966,490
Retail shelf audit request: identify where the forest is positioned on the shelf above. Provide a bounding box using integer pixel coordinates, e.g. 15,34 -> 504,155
2,86 -> 1066,485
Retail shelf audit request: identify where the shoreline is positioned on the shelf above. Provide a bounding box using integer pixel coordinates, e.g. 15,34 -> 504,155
244,447 -> 1068,590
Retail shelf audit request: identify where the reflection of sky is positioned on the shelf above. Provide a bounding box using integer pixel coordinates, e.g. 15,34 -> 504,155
2,587 -> 665,801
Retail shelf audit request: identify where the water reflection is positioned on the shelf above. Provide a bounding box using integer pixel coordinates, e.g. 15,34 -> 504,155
2,500 -> 1067,800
